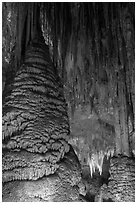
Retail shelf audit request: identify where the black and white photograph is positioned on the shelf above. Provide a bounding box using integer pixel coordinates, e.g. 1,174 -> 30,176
2,1 -> 135,202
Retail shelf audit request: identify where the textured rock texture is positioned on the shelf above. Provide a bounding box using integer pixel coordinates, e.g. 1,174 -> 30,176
97,156 -> 135,202
2,39 -> 70,181
3,146 -> 86,202
2,38 -> 85,201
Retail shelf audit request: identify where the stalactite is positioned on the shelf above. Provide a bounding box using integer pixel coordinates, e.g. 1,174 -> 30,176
16,3 -> 25,65
87,149 -> 114,177
26,4 -> 31,48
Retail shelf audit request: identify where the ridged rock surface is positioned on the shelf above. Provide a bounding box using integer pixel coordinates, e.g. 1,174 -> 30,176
2,39 -> 70,180
3,146 -> 86,202
2,38 -> 85,201
98,156 -> 135,202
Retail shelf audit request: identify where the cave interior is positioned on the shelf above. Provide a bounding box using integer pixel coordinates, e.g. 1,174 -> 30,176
2,2 -> 135,202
